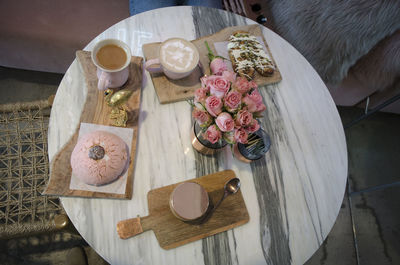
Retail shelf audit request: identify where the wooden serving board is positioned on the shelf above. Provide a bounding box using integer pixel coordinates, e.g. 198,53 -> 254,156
117,170 -> 249,249
43,51 -> 143,199
142,24 -> 282,104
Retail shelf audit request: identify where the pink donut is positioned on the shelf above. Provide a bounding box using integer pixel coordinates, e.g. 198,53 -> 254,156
70,130 -> 128,186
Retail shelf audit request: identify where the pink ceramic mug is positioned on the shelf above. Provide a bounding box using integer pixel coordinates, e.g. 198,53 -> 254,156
91,39 -> 131,91
145,38 -> 200,80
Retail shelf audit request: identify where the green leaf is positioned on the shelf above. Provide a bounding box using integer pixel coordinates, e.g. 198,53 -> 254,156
205,41 -> 228,63
186,99 -> 195,107
205,41 -> 215,62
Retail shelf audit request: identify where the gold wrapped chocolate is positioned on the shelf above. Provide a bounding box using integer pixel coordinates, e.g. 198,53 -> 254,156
104,89 -> 133,127
104,89 -> 133,107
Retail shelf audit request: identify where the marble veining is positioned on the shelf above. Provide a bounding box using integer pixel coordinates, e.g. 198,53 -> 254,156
47,6 -> 347,265
251,152 -> 292,264
192,8 -> 248,265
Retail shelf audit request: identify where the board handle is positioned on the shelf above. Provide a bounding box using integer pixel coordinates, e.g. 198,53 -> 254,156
117,217 -> 148,239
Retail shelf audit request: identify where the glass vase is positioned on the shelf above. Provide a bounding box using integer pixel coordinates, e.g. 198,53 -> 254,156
233,128 -> 271,163
190,122 -> 227,155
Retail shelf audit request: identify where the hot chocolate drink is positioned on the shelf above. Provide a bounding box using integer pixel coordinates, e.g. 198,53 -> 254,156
159,38 -> 199,73
169,182 -> 209,221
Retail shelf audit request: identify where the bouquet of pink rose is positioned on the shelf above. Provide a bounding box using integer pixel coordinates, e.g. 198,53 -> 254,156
190,42 -> 267,147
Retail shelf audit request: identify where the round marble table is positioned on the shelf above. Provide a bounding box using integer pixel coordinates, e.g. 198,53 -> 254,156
48,6 -> 348,265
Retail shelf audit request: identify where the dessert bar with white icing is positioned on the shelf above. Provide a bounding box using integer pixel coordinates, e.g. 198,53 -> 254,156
228,32 -> 275,79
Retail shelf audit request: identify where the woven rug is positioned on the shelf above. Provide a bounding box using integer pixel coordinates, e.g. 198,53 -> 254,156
0,99 -> 65,239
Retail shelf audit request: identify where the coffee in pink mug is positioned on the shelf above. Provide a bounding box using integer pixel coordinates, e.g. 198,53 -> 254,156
91,39 -> 131,91
145,38 -> 200,80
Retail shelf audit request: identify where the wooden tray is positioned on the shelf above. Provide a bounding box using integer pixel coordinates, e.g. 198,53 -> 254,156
43,51 -> 143,199
117,170 -> 249,249
142,24 -> 282,104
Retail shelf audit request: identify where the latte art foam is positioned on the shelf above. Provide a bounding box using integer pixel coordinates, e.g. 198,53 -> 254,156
160,39 -> 199,73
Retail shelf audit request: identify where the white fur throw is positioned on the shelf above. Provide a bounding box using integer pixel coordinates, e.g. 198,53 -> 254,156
268,0 -> 400,85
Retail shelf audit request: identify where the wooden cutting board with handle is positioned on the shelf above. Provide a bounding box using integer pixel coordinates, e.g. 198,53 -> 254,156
117,170 -> 249,250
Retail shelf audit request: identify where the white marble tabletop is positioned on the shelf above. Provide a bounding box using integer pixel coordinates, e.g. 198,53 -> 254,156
48,6 -> 348,265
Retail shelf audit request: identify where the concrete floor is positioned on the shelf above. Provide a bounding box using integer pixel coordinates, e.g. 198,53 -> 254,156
0,66 -> 399,264
305,106 -> 400,265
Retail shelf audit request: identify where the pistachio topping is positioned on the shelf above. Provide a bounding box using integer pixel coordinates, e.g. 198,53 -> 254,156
228,32 -> 275,78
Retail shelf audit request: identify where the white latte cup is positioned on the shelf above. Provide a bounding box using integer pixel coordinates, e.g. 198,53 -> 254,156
91,39 -> 131,91
145,38 -> 200,80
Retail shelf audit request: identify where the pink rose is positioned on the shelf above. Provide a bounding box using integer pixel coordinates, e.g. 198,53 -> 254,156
224,91 -> 242,111
242,96 -> 257,113
205,95 -> 223,117
205,125 -> 221,144
249,89 -> 263,104
194,87 -> 207,103
245,119 -> 260,133
210,58 -> 227,75
222,70 -> 236,83
215,112 -> 234,132
210,76 -> 230,98
200,75 -> 217,92
235,110 -> 253,127
255,102 -> 267,113
234,77 -> 256,94
234,128 -> 248,144
192,108 -> 212,126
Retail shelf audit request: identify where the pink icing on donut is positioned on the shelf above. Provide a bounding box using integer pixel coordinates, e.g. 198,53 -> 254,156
70,130 -> 128,186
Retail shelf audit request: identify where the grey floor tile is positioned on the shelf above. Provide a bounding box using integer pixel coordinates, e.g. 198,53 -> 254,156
338,107 -> 400,191
351,186 -> 400,265
0,67 -> 62,104
305,191 -> 357,265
